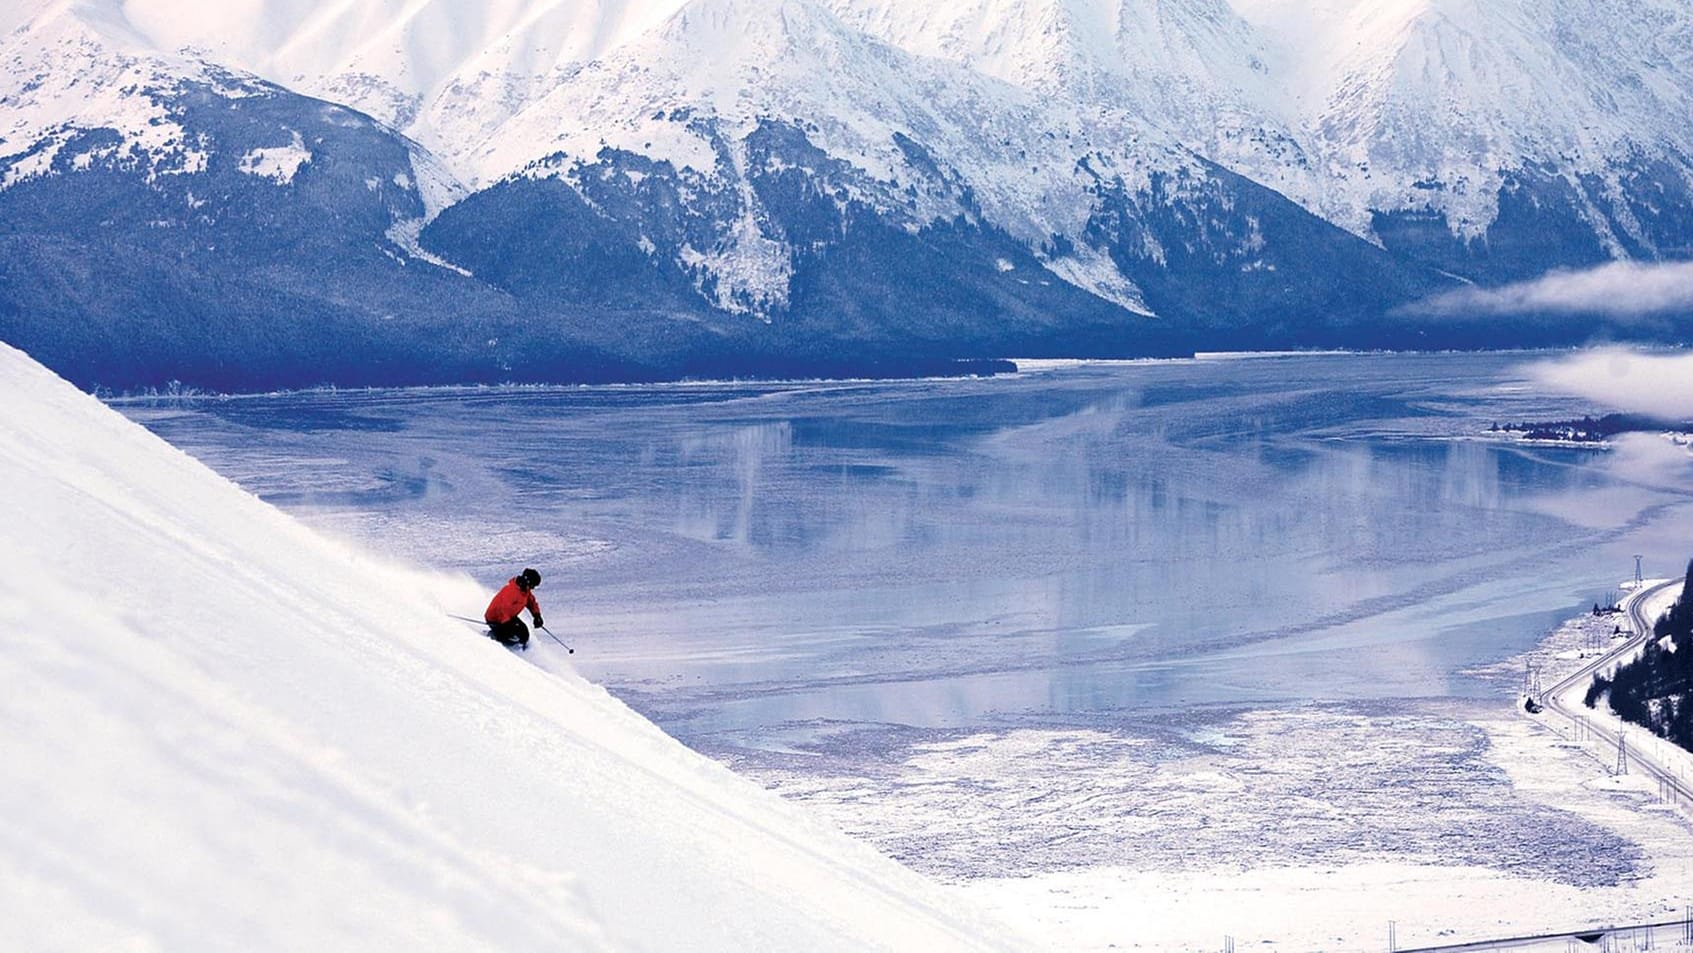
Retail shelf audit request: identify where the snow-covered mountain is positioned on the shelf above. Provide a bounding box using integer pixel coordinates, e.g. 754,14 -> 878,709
1242,0 -> 1693,235
4,0 -> 1693,388
833,0 -> 1693,251
0,339 -> 1027,950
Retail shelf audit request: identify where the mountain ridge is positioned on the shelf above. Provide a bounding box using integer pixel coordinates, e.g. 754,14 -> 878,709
3,0 -> 1692,388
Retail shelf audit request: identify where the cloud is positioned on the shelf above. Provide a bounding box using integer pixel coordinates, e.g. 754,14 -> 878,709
1526,348 -> 1693,420
1409,260 -> 1693,320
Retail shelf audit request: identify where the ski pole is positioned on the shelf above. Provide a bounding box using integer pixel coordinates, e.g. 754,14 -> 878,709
539,625 -> 574,654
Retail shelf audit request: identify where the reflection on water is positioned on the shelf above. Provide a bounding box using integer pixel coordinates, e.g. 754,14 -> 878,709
124,353 -> 1693,739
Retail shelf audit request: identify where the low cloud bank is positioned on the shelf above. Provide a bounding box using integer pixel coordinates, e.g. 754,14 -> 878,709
1411,260 -> 1693,320
1527,348 -> 1693,420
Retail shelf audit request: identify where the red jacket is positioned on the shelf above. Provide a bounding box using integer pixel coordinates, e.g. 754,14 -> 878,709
485,579 -> 541,625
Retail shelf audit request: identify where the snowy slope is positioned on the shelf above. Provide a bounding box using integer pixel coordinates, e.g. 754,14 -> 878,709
106,0 -> 688,178
0,3 -> 543,390
16,0 -> 1693,247
0,341 -> 1025,952
418,0 -> 1442,332
830,0 -> 1693,247
824,0 -> 1321,212
0,2 -> 212,188
462,0 -> 1196,314
1239,0 -> 1693,241
0,2 -> 464,211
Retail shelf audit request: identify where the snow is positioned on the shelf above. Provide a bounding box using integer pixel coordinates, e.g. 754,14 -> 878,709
13,0 -> 1693,258
446,0 -> 1198,318
832,0 -> 1693,243
100,0 -> 695,182
403,140 -> 470,219
0,341 -> 1024,952
237,129 -> 311,183
0,7 -> 213,187
385,218 -> 475,276
1039,250 -> 1156,317
679,137 -> 793,316
17,0 -> 1693,316
1227,0 -> 1693,240
3,0 -> 1203,318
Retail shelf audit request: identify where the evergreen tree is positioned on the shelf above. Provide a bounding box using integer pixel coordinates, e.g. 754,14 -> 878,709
1585,673 -> 1610,709
1601,554 -> 1693,750
1658,559 -> 1693,640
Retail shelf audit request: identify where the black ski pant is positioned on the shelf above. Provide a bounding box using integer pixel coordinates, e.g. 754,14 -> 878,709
489,617 -> 529,646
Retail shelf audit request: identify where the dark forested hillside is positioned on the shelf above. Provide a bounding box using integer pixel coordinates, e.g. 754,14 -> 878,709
1587,559 -> 1693,748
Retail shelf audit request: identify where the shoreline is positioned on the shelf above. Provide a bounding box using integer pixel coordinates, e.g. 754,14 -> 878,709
937,590 -> 1693,952
100,346 -> 1604,403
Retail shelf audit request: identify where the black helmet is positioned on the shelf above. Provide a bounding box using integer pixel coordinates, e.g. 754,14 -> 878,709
520,568 -> 541,588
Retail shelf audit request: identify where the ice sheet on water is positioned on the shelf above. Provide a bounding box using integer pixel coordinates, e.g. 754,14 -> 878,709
703,702 -> 1649,885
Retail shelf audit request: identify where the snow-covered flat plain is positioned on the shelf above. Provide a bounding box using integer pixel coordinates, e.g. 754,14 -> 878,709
0,342 -> 1024,951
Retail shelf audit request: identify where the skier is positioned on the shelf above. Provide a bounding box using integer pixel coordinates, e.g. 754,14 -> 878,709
485,568 -> 544,649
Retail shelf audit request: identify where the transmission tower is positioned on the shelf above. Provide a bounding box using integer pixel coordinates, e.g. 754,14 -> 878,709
1635,555 -> 1645,588
1617,735 -> 1629,775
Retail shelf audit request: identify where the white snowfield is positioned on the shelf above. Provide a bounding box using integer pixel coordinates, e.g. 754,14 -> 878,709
0,341 -> 1026,952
